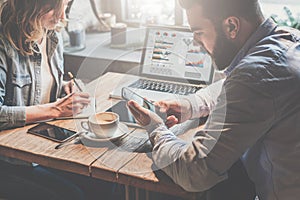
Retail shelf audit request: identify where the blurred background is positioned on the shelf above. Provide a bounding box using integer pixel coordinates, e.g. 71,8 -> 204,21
68,0 -> 300,29
0,0 -> 299,82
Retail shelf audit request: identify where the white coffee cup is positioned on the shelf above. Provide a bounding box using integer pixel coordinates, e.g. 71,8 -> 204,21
81,112 -> 119,138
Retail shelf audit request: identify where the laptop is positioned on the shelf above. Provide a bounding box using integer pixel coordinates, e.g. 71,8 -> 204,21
109,26 -> 214,101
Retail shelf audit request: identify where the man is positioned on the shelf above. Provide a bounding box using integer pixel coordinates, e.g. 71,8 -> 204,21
127,0 -> 300,199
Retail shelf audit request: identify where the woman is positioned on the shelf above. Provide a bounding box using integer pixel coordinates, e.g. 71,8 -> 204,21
0,0 -> 90,199
0,0 -> 90,130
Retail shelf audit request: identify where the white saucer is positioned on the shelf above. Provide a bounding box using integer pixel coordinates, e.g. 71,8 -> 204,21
80,123 -> 129,142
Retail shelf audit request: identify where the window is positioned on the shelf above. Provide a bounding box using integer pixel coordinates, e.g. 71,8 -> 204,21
117,0 -> 299,26
124,0 -> 176,25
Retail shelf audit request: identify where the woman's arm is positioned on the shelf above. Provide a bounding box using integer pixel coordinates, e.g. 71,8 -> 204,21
25,92 -> 90,124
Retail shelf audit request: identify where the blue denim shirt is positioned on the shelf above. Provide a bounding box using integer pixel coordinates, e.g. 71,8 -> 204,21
149,18 -> 300,199
0,29 -> 65,130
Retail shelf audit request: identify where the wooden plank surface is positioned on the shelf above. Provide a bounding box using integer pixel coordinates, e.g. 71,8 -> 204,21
88,73 -> 205,198
85,72 -> 137,113
0,73 -> 129,176
90,128 -> 149,182
0,120 -> 95,176
111,120 -> 204,199
0,72 -> 206,199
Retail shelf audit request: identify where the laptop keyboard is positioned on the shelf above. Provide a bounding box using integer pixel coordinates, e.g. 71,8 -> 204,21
129,79 -> 202,95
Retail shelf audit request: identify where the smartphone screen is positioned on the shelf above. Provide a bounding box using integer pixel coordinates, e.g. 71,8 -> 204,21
27,122 -> 77,142
121,87 -> 155,111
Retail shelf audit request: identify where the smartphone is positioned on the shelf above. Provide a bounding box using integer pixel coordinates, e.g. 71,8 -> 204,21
121,87 -> 167,122
27,122 -> 78,143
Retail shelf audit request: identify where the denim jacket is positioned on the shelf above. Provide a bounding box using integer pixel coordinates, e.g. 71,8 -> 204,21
0,28 -> 65,130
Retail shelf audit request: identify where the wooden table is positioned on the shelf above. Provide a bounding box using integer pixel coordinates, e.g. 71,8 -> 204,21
0,72 -> 204,200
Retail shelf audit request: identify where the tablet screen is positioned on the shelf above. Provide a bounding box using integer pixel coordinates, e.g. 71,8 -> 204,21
106,101 -> 139,127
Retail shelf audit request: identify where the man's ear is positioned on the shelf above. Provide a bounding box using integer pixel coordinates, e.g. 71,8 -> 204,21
223,16 -> 240,39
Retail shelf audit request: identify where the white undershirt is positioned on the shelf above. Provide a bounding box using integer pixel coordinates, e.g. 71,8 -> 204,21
36,35 -> 54,104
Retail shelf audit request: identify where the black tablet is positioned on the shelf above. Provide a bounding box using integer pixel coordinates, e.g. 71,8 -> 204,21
106,100 -> 140,127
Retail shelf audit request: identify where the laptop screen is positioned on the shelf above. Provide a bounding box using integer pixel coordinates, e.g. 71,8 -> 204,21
140,26 -> 214,85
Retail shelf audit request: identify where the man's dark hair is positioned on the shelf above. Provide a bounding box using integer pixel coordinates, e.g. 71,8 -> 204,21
178,0 -> 263,24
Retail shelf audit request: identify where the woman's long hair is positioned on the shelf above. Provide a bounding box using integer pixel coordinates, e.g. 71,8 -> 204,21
0,0 -> 64,55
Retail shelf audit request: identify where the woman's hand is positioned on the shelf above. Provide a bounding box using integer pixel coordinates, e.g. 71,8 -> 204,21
52,92 -> 90,118
25,92 -> 91,123
63,80 -> 75,94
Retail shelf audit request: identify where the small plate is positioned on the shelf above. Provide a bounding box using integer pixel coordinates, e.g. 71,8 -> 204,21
80,123 -> 129,143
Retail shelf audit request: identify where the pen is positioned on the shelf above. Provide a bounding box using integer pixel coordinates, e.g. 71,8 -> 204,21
68,72 -> 83,92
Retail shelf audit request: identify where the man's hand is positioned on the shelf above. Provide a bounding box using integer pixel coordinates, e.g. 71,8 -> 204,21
155,99 -> 192,128
127,100 -> 165,133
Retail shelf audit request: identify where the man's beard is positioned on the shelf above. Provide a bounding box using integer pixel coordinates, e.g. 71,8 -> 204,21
212,30 -> 240,71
